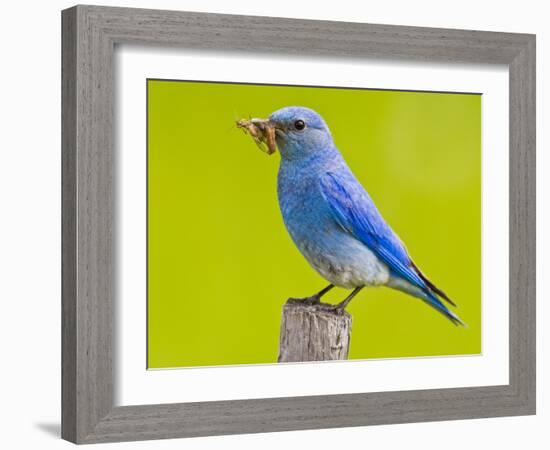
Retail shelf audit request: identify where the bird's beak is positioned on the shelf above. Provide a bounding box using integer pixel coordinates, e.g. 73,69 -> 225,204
237,118 -> 282,155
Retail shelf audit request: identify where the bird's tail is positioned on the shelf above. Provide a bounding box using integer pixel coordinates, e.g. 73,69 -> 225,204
422,290 -> 466,327
388,278 -> 466,326
407,261 -> 465,326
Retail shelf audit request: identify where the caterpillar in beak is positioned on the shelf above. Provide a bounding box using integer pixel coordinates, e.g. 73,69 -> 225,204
237,118 -> 277,155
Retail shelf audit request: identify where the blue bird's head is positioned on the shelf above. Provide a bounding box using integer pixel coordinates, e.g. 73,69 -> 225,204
268,106 -> 335,161
238,106 -> 336,161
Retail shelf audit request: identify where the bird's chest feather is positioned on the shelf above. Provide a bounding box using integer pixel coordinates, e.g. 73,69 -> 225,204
277,165 -> 332,240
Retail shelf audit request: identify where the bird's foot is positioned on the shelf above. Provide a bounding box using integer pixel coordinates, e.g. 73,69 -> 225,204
287,295 -> 321,306
317,303 -> 347,315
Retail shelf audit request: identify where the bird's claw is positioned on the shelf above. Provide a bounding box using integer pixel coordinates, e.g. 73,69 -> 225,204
287,291 -> 349,315
314,302 -> 347,315
330,305 -> 347,315
333,306 -> 347,315
288,295 -> 321,306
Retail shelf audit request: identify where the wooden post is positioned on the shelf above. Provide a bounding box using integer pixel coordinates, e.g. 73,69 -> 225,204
277,299 -> 352,363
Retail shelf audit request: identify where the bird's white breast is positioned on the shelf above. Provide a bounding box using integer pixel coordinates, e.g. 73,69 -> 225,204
297,234 -> 391,289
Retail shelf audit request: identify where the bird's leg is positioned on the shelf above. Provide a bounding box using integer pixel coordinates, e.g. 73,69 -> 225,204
315,283 -> 335,300
332,286 -> 364,312
288,284 -> 334,305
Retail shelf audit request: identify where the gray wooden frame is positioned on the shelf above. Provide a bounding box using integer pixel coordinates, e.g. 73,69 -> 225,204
62,4 -> 536,444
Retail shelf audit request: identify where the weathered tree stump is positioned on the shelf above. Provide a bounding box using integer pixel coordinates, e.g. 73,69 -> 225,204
277,299 -> 352,363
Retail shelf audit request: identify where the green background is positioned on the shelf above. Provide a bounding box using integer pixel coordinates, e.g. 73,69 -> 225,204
147,80 -> 481,369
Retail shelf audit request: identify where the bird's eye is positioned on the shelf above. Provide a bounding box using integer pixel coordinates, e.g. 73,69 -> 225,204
294,119 -> 306,131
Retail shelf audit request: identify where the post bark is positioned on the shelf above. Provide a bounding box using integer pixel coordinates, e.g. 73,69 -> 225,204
277,299 -> 352,363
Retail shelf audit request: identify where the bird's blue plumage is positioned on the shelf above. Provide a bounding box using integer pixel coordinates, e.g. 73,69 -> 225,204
256,106 -> 464,325
319,171 -> 411,272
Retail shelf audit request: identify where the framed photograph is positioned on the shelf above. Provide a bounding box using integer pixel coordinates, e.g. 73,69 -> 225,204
62,5 -> 536,444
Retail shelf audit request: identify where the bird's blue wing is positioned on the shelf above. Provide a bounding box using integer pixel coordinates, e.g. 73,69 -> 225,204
319,171 -> 463,325
319,171 -> 425,289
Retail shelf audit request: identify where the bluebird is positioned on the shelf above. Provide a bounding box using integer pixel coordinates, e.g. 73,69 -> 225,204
240,106 -> 464,326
